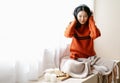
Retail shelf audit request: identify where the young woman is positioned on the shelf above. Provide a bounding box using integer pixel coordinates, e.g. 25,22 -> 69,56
61,5 -> 118,81
64,4 -> 101,60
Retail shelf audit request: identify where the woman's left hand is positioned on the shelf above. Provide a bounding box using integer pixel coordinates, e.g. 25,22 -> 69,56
89,16 -> 95,24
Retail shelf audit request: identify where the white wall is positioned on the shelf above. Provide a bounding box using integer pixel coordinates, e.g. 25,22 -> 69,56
94,0 -> 120,60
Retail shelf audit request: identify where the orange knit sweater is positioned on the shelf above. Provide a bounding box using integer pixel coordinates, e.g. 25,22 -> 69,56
64,16 -> 101,59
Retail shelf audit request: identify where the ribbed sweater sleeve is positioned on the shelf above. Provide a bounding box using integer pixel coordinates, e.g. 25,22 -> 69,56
89,16 -> 101,39
64,19 -> 77,38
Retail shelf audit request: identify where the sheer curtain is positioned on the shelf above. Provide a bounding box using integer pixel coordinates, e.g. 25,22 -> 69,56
0,0 -> 94,83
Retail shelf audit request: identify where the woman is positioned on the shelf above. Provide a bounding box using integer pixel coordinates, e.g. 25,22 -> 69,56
61,5 -> 118,81
64,4 -> 101,60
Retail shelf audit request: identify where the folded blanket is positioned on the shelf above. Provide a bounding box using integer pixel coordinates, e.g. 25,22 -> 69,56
60,56 -> 91,79
60,56 -> 119,83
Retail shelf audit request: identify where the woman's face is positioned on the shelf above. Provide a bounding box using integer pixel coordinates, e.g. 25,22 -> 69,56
77,11 -> 88,24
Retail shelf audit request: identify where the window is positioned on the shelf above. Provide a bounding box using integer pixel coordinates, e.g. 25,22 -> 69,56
0,0 -> 94,57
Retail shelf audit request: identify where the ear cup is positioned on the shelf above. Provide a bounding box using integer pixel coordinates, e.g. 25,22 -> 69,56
73,7 -> 78,21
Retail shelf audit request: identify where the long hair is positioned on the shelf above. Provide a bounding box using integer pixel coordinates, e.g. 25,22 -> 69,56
73,4 -> 92,28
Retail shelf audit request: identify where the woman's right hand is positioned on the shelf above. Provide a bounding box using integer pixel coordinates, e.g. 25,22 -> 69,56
64,19 -> 77,38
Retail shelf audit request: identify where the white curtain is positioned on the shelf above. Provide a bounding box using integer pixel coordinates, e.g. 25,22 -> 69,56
0,0 -> 94,83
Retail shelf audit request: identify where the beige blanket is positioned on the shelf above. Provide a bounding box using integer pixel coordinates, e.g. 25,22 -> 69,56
60,56 -> 119,83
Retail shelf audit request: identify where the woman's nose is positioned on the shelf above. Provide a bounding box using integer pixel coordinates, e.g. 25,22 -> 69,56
81,17 -> 84,21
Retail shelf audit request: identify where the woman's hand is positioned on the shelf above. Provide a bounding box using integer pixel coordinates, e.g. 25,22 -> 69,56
89,16 -> 95,24
89,16 -> 101,39
64,19 -> 77,38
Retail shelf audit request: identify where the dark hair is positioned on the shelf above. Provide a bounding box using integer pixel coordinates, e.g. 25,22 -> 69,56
73,4 -> 92,27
